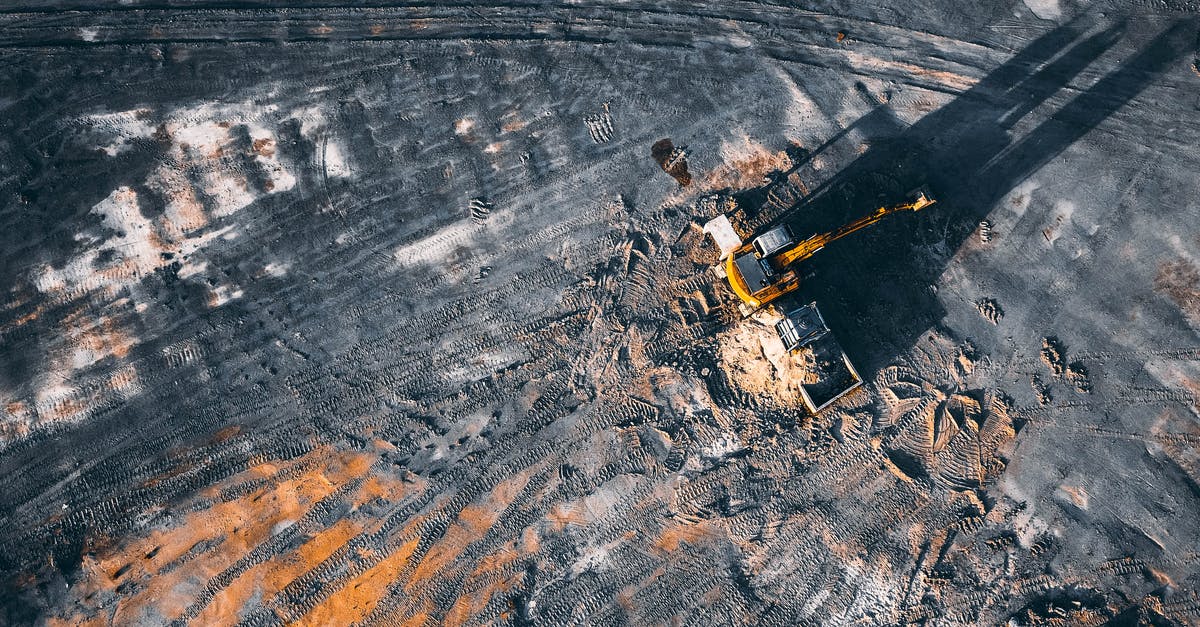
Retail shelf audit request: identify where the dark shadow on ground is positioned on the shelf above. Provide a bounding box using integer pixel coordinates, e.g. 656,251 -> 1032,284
740,18 -> 1197,378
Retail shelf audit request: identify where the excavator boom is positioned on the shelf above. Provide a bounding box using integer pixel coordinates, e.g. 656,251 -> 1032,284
776,194 -> 933,266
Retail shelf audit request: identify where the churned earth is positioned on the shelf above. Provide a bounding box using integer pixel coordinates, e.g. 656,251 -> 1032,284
1,1 -> 1199,625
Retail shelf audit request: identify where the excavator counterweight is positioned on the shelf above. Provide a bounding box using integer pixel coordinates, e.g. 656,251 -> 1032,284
707,188 -> 935,316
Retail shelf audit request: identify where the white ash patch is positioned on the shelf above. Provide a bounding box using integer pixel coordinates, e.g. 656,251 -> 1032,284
322,140 -> 352,178
1022,0 -> 1062,20
699,432 -> 744,462
291,104 -> 354,179
207,284 -> 244,308
453,118 -> 475,135
1002,179 -> 1040,222
260,262 -> 290,278
569,545 -> 611,579
392,220 -> 480,269
80,109 -> 155,156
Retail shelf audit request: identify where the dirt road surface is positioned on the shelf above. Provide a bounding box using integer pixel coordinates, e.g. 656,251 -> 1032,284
1,1 -> 1199,624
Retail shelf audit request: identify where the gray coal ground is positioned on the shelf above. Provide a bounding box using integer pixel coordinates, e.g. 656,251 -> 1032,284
1,0 -> 1200,625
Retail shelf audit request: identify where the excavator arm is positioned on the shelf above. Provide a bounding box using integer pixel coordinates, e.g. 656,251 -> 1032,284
775,190 -> 935,266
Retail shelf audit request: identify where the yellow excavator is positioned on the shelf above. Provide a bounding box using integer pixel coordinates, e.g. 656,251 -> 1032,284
707,188 -> 935,316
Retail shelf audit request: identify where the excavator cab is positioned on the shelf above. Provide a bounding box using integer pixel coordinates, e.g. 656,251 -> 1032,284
727,225 -> 796,295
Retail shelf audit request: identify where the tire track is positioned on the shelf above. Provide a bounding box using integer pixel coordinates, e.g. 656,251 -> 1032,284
0,2 -> 1002,96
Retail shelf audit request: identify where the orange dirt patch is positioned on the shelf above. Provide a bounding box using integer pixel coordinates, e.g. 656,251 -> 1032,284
616,585 -> 638,611
48,447 -> 378,626
500,117 -> 527,133
457,503 -> 501,536
211,425 -> 241,444
702,142 -> 794,193
441,513 -> 540,625
629,366 -> 680,405
443,565 -> 524,627
1177,376 -> 1200,414
1154,259 -> 1200,323
652,519 -> 719,553
469,545 -> 521,580
352,472 -> 412,507
195,518 -> 364,627
406,470 -> 533,592
162,180 -> 209,235
0,290 -> 45,332
1147,567 -> 1174,587
43,395 -> 90,423
251,137 -> 276,157
62,309 -> 137,362
546,501 -> 589,531
293,536 -> 420,626
521,525 -> 540,554
1059,485 -> 1089,509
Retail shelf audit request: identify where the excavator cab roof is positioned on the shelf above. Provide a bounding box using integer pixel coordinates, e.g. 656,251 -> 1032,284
733,251 -> 773,293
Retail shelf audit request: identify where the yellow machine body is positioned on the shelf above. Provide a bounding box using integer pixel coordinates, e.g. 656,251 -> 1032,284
723,190 -> 935,313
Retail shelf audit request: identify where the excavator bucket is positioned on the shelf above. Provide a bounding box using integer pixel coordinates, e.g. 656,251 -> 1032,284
907,186 -> 936,210
702,215 -> 742,260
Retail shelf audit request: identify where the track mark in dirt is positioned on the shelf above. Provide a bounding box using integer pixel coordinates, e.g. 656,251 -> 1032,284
584,104 -> 614,143
1032,375 -> 1052,405
651,138 -> 691,186
9,12 -> 1200,626
469,197 -> 493,224
46,447 -> 386,625
876,331 -> 1018,490
1040,337 -> 1092,393
977,298 -> 1003,324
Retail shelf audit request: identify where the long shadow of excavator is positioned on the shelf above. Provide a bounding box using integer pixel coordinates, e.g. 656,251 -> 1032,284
739,18 -> 1197,379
